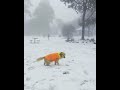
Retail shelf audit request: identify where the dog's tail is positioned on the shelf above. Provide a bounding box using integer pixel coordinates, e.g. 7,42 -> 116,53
36,57 -> 44,62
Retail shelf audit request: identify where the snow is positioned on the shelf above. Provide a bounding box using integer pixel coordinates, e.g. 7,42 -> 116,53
24,36 -> 96,90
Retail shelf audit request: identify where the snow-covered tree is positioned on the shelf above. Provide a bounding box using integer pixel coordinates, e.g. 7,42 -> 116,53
60,0 -> 96,40
25,0 -> 54,36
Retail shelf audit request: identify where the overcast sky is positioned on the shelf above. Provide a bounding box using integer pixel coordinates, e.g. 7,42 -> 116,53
30,0 -> 80,22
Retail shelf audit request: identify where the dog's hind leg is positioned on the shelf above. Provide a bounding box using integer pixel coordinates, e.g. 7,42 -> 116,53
44,60 -> 46,66
44,60 -> 50,66
44,62 -> 46,66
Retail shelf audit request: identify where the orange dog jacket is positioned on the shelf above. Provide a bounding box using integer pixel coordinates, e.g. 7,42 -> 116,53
44,53 -> 60,62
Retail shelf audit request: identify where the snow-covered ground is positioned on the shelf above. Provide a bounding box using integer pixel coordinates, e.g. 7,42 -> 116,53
24,36 -> 96,90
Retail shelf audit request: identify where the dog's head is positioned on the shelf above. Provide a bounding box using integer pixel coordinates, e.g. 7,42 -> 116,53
60,52 -> 66,58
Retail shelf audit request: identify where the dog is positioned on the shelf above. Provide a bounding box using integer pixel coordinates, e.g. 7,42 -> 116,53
36,52 -> 65,66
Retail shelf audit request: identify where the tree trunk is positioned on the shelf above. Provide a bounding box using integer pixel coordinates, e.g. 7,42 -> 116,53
88,25 -> 90,37
81,1 -> 87,40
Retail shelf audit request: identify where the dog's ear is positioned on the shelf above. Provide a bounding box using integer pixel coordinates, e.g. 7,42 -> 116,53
60,52 -> 62,56
60,52 -> 62,54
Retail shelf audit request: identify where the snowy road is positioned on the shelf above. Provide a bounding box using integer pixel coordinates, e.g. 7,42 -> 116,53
24,36 -> 96,90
